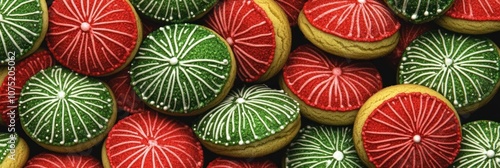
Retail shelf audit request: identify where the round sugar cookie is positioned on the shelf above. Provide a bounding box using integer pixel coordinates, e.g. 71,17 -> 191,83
0,0 -> 48,64
398,29 -> 500,114
436,0 -> 500,34
205,0 -> 292,82
129,0 -> 217,23
102,111 -> 203,168
207,157 -> 277,168
130,23 -> 236,116
453,120 -> 500,167
25,153 -> 101,168
46,0 -> 142,76
353,84 -> 461,168
285,125 -> 364,168
384,0 -> 455,23
106,68 -> 146,114
193,85 -> 301,158
19,66 -> 117,153
0,49 -> 55,125
0,133 -> 29,168
275,0 -> 307,26
281,45 -> 382,125
298,0 -> 400,60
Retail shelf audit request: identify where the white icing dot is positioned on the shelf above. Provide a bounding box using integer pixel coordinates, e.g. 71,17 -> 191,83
333,151 -> 344,161
332,67 -> 342,76
149,139 -> 158,146
80,22 -> 91,32
358,0 -> 365,3
170,57 -> 179,65
411,14 -> 418,20
413,135 -> 421,143
226,37 -> 234,46
444,58 -> 454,66
437,9 -> 442,13
238,140 -> 244,145
487,150 -> 496,158
57,91 -> 66,99
453,100 -> 459,105
236,98 -> 245,104
424,11 -> 429,16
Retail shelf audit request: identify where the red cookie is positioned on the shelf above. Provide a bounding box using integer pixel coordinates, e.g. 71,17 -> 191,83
386,22 -> 435,67
25,153 -> 101,168
436,0 -> 500,34
281,45 -> 382,125
207,157 -> 277,168
46,0 -> 142,76
275,0 -> 307,26
102,110 -> 203,168
0,49 -> 55,125
106,68 -> 146,114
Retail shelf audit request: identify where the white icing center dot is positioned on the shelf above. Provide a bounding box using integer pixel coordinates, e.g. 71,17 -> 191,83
236,98 -> 245,104
80,22 -> 91,32
413,135 -> 421,143
445,58 -> 453,66
333,151 -> 344,161
57,91 -> 66,99
148,139 -> 157,146
487,150 -> 496,158
226,37 -> 234,46
333,67 -> 342,76
170,57 -> 179,65
358,0 -> 366,3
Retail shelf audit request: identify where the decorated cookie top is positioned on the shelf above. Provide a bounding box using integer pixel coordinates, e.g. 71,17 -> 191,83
46,0 -> 140,76
25,153 -> 102,168
0,50 -> 55,124
385,0 -> 455,23
388,22 -> 435,67
454,120 -> 500,167
130,24 -> 233,114
0,0 -> 46,64
275,0 -> 307,26
445,0 -> 500,21
207,157 -> 277,168
106,111 -> 203,168
193,85 -> 300,146
399,29 -> 500,111
106,68 -> 146,114
129,0 -> 217,23
302,0 -> 400,42
362,92 -> 461,167
0,132 -> 18,162
19,66 -> 115,146
283,45 -> 382,112
285,125 -> 364,168
205,0 -> 276,82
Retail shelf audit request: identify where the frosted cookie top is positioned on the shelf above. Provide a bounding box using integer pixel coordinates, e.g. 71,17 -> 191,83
385,0 -> 455,23
129,0 -> 217,22
454,120 -> 500,167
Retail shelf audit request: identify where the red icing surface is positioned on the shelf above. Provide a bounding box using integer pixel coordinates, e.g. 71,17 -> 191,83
445,0 -> 500,21
46,0 -> 139,76
362,92 -> 461,167
283,45 -> 382,112
388,22 -> 435,67
106,68 -> 146,113
205,0 -> 276,82
303,0 -> 400,42
105,111 -> 203,168
275,0 -> 307,26
25,153 -> 102,168
207,157 -> 277,168
0,50 -> 54,124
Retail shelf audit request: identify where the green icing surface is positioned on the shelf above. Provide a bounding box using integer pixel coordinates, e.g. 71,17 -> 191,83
0,0 -> 44,64
131,23 -> 232,113
193,85 -> 299,146
398,29 -> 500,110
454,120 -> 500,167
285,125 -> 364,168
19,66 -> 114,146
129,0 -> 217,23
0,132 -> 18,163
385,0 -> 454,23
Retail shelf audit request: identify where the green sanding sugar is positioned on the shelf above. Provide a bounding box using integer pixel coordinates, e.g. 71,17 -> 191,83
454,120 -> 500,167
19,66 -> 114,146
0,132 -> 18,162
129,0 -> 217,23
385,0 -> 454,23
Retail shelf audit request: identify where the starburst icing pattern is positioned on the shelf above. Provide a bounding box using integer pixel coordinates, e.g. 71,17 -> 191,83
275,0 -> 307,26
454,120 -> 500,167
129,0 -> 217,22
25,153 -> 102,168
445,0 -> 500,20
385,0 -> 454,23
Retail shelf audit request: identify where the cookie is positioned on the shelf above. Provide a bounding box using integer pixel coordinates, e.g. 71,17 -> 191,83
454,120 -> 500,167
384,0 -> 455,23
205,0 -> 292,82
193,85 -> 301,158
102,111 -> 203,168
275,0 -> 307,26
19,66 -> 117,153
353,84 -> 461,168
398,29 -> 500,114
435,0 -> 500,34
0,0 -> 48,64
25,153 -> 101,168
106,68 -> 146,114
207,157 -> 277,168
0,49 -> 55,126
285,125 -> 364,168
46,0 -> 142,76
386,22 -> 435,67
0,133 -> 29,168
280,45 -> 382,125
298,0 -> 400,60
129,0 -> 217,23
130,23 -> 236,116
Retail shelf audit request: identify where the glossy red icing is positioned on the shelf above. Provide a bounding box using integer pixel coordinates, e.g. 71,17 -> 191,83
25,153 -> 101,168
445,0 -> 500,21
275,0 -> 307,26
106,68 -> 146,114
207,157 -> 277,168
